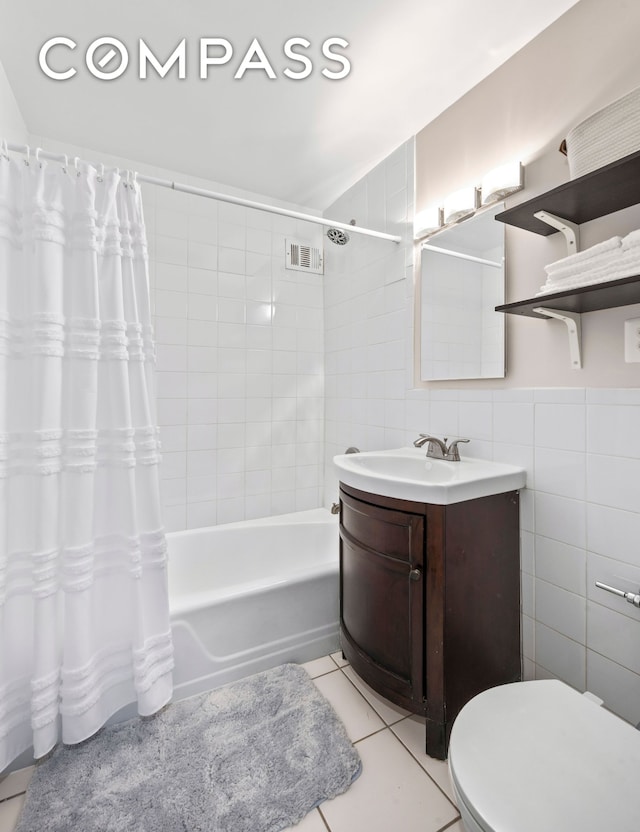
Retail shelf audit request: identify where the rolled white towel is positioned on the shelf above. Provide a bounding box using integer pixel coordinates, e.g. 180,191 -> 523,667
545,235 -> 622,274
621,228 -> 640,250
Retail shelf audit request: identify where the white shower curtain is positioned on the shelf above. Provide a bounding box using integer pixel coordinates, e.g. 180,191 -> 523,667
0,153 -> 173,772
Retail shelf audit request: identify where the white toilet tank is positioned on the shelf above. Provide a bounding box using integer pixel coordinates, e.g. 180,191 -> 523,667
448,680 -> 640,832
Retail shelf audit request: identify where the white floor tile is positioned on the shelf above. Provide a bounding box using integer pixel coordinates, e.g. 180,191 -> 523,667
320,729 -> 459,832
391,715 -> 457,804
283,807 -> 328,831
301,656 -> 339,679
0,767 -> 34,802
330,651 -> 349,668
0,795 -> 25,832
341,665 -> 410,726
313,671 -> 384,742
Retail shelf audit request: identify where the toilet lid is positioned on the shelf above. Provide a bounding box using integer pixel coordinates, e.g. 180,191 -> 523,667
449,680 -> 640,832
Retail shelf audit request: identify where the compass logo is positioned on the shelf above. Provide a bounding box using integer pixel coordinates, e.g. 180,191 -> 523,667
38,36 -> 351,81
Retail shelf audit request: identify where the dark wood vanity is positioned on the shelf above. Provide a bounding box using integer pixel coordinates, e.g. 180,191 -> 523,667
338,482 -> 521,759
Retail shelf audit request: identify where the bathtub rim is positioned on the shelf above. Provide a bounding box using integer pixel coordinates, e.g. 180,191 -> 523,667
165,507 -> 337,546
167,507 -> 339,618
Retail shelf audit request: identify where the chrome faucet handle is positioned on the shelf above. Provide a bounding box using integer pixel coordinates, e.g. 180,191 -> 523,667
445,438 -> 470,461
414,435 -> 447,458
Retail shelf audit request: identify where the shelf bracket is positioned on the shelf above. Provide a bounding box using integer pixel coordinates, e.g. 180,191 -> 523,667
534,210 -> 581,255
532,307 -> 582,369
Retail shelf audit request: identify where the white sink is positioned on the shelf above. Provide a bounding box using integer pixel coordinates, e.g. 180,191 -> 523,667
334,447 -> 526,505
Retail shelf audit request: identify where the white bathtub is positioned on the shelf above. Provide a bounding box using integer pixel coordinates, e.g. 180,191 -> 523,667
167,508 -> 340,700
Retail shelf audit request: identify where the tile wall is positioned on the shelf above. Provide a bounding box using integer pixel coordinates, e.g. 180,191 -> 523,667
323,137 -> 640,728
143,185 -> 325,530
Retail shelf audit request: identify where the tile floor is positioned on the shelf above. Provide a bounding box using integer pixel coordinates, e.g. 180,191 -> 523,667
0,653 -> 462,832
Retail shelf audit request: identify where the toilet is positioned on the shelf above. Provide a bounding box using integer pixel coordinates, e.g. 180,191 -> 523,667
448,679 -> 640,832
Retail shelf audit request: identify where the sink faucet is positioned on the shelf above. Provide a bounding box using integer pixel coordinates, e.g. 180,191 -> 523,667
413,434 -> 470,462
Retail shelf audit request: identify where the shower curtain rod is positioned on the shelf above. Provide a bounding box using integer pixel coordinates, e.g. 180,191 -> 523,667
4,142 -> 402,244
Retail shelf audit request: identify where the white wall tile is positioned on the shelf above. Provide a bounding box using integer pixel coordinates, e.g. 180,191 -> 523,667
535,403 -> 585,451
586,650 -> 640,726
493,403 -> 534,445
587,404 -> 640,458
458,401 -> 492,440
156,235 -> 188,265
521,572 -> 534,618
188,293 -> 218,321
186,475 -> 217,504
533,388 -> 585,404
535,535 -> 586,595
160,425 -> 187,453
218,272 -> 246,299
156,371 -> 187,399
218,247 -> 246,274
535,491 -> 585,548
155,290 -> 188,318
218,222 -> 246,250
187,346 -> 217,373
520,488 -> 534,533
157,398 -> 188,426
156,208 -> 188,239
188,241 -> 218,271
188,320 -> 218,346
187,501 -> 217,529
534,447 -> 585,500
187,373 -> 217,398
535,622 -> 585,692
188,214 -> 217,244
587,454 -> 640,513
521,530 -> 535,575
188,267 -> 217,296
156,344 -> 187,373
160,451 -> 187,480
535,579 -> 585,644
187,450 -> 217,477
586,388 -> 640,405
160,477 -> 186,507
187,425 -> 217,451
163,504 -> 186,532
587,601 -> 640,675
155,316 -> 188,345
155,262 -> 188,292
586,503 -> 640,567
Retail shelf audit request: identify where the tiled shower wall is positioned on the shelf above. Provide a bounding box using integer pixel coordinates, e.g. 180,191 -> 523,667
143,185 -> 325,530
322,137 -> 640,728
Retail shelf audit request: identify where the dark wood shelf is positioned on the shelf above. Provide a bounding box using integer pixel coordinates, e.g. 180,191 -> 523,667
495,149 -> 640,235
496,274 -> 640,318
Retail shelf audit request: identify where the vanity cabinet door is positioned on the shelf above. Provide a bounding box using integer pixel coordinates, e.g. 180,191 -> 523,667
339,489 -> 425,710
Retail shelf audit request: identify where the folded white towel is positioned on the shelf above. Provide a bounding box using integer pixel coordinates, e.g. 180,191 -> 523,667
545,250 -> 621,282
536,261 -> 640,295
541,247 -> 640,292
621,228 -> 640,250
544,236 -> 622,274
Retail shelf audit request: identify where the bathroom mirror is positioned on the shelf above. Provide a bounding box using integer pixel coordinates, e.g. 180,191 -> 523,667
419,203 -> 505,381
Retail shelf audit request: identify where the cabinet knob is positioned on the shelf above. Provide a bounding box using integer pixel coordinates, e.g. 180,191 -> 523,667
409,567 -> 422,582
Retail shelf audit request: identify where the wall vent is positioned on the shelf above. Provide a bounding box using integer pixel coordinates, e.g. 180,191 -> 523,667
285,239 -> 323,274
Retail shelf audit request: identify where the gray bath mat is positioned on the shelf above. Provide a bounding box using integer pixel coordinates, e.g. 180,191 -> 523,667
16,663 -> 361,832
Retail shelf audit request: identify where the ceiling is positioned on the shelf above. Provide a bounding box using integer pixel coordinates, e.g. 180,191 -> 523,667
0,0 -> 579,209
